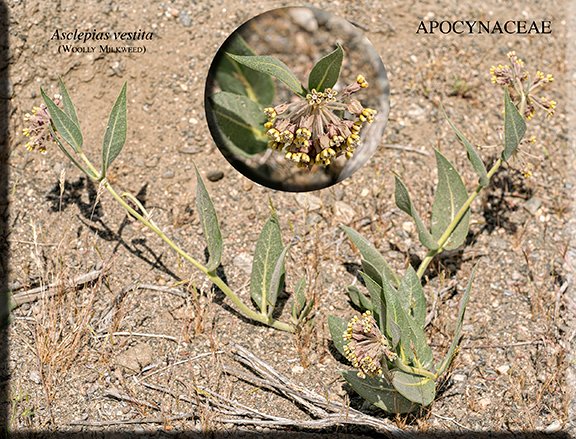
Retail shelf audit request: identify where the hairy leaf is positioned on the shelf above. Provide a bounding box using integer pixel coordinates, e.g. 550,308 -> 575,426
394,176 -> 438,251
361,271 -> 386,331
347,285 -> 373,311
443,108 -> 488,187
342,371 -> 418,414
398,267 -> 426,326
341,226 -> 400,287
250,212 -> 284,314
217,35 -> 275,106
430,150 -> 470,250
391,370 -> 435,406
195,167 -> 223,272
58,78 -> 80,127
267,245 -> 289,317
101,83 -> 127,177
307,44 -> 344,92
328,315 -> 348,357
502,89 -> 527,161
41,88 -> 83,153
227,53 -> 305,96
209,91 -> 268,157
292,277 -> 307,320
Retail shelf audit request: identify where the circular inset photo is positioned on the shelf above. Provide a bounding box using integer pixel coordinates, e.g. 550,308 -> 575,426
205,7 -> 390,192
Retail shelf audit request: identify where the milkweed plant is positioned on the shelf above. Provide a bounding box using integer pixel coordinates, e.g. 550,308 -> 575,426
23,51 -> 555,415
327,51 -> 555,413
207,35 -> 377,168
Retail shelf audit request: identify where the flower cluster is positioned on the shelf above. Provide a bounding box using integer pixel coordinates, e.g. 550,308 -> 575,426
23,96 -> 61,153
490,51 -> 556,120
343,310 -> 397,379
263,75 -> 377,169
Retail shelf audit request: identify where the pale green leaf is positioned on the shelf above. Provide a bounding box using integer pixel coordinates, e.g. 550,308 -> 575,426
430,150 -> 470,250
391,370 -> 435,406
292,277 -> 307,320
443,108 -> 488,187
328,315 -> 348,357
58,78 -> 80,127
394,176 -> 439,251
361,271 -> 385,330
307,44 -> 344,92
41,88 -> 83,153
101,83 -> 127,177
347,285 -> 373,311
342,371 -> 418,414
216,35 -> 275,106
267,244 -> 289,317
250,212 -> 284,314
502,89 -> 527,161
209,91 -> 268,157
398,267 -> 426,326
227,53 -> 305,96
340,226 -> 400,287
195,167 -> 223,272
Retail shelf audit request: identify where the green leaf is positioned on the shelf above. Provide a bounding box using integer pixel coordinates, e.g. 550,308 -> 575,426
307,44 -> 344,92
226,53 -> 305,96
437,266 -> 476,374
398,267 -> 426,326
267,244 -> 289,317
341,371 -> 418,413
195,166 -> 223,272
41,87 -> 83,153
328,315 -> 348,357
250,212 -> 284,314
430,150 -> 470,250
216,35 -> 275,106
391,370 -> 435,406
382,277 -> 433,368
502,89 -> 527,161
58,78 -> 80,127
361,272 -> 385,330
292,277 -> 307,320
443,108 -> 488,187
394,176 -> 439,251
209,91 -> 268,157
101,83 -> 127,177
340,226 -> 400,287
347,285 -> 373,311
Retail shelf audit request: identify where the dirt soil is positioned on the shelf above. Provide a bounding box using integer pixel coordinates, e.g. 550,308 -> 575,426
4,0 -> 575,437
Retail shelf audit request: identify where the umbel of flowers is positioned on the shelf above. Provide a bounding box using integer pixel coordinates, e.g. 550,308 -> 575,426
264,75 -> 377,168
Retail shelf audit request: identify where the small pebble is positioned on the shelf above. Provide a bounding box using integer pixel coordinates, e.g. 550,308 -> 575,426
524,197 -> 542,215
452,374 -> 466,382
291,365 -> 304,374
333,201 -> 355,225
296,193 -> 322,211
207,170 -> 224,182
179,10 -> 192,27
29,370 -> 41,384
496,364 -> 510,375
162,169 -> 175,179
179,145 -> 200,155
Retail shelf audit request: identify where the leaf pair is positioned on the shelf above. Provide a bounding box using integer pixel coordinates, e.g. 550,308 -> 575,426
41,79 -> 127,180
227,43 -> 344,96
394,149 -> 469,252
249,212 -> 287,318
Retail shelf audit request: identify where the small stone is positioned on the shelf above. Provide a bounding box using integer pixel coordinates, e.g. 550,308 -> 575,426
29,370 -> 41,384
179,145 -> 200,154
179,11 -> 192,27
496,364 -> 510,375
207,170 -> 224,182
115,343 -> 154,373
452,373 -> 466,382
524,197 -> 542,215
402,221 -> 414,233
360,188 -> 370,197
296,193 -> 322,211
233,252 -> 252,275
291,365 -> 304,374
477,397 -> 491,411
333,201 -> 355,225
162,169 -> 175,179
242,181 -> 253,191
